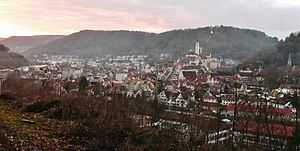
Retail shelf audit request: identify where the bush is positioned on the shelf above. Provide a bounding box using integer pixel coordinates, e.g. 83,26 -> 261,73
0,90 -> 16,100
20,99 -> 60,113
41,107 -> 62,119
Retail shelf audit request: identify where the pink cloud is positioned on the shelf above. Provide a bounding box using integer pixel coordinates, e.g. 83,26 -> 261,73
0,0 -> 176,36
0,0 -> 299,38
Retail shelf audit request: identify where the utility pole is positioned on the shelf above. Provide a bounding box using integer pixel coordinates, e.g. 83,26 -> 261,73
231,65 -> 239,150
0,73 -> 3,95
216,91 -> 222,151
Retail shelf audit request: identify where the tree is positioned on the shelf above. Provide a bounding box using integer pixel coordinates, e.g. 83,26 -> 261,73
79,76 -> 89,93
290,92 -> 300,150
0,44 -> 9,51
63,81 -> 72,93
262,32 -> 300,67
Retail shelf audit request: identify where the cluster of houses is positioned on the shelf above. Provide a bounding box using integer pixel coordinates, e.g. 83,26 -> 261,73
0,41 -> 299,149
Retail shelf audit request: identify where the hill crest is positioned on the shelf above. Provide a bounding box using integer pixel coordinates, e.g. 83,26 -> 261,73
0,35 -> 64,54
17,26 -> 278,59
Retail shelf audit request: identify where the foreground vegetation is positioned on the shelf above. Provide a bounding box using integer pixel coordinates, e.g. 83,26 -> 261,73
0,101 -> 80,150
1,72 -> 299,150
0,76 -> 202,150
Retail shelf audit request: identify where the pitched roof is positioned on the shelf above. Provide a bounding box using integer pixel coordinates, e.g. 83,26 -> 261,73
182,71 -> 197,81
236,120 -> 294,137
176,62 -> 185,68
267,107 -> 294,116
227,103 -> 257,113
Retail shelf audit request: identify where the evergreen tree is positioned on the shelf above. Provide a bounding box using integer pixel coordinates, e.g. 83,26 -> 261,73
79,76 -> 89,93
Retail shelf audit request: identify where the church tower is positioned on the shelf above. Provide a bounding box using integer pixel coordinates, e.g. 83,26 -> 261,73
287,53 -> 292,67
195,41 -> 202,55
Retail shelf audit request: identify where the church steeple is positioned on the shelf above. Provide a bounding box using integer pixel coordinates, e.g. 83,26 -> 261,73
195,41 -> 202,55
287,53 -> 292,67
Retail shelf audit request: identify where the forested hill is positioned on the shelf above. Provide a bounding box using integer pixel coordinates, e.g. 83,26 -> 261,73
26,26 -> 278,59
275,32 -> 300,66
0,35 -> 64,54
26,30 -> 155,58
0,44 -> 28,69
248,32 -> 300,67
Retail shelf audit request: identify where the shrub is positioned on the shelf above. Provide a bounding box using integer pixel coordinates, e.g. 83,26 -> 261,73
20,99 -> 60,113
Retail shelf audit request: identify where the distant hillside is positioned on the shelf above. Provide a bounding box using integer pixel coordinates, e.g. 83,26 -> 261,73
275,32 -> 300,66
0,44 -> 28,69
26,30 -> 154,58
26,26 -> 278,59
0,35 -> 64,54
248,32 -> 300,67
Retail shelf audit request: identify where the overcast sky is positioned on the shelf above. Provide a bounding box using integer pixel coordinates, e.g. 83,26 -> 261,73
0,0 -> 299,39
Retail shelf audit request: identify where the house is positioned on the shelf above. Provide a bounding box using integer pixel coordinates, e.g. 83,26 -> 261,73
143,64 -> 153,73
58,67 -> 82,79
207,76 -> 219,85
206,119 -> 231,145
158,91 -> 189,108
234,120 -> 294,149
266,107 -> 294,121
203,95 -> 217,103
220,94 -> 236,105
176,62 -> 185,70
226,103 -> 257,117
115,73 -> 127,82
209,58 -> 220,69
179,71 -> 197,81
186,55 -> 200,66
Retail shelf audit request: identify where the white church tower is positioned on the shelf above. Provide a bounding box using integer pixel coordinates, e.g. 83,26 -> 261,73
195,41 -> 202,55
287,53 -> 292,67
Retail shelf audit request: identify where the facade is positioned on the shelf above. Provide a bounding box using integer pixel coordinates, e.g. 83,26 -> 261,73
158,91 -> 189,108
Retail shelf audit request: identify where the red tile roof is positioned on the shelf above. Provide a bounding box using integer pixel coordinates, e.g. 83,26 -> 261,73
182,71 -> 197,81
227,103 -> 257,113
267,107 -> 294,116
236,120 -> 294,137
176,62 -> 185,68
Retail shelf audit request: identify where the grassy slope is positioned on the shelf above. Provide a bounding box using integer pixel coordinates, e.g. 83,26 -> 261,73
0,100 -> 81,150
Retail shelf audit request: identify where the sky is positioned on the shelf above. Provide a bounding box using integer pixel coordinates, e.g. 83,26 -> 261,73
0,0 -> 299,39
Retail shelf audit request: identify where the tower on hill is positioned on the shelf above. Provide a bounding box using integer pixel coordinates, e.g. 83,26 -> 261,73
195,41 -> 202,55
